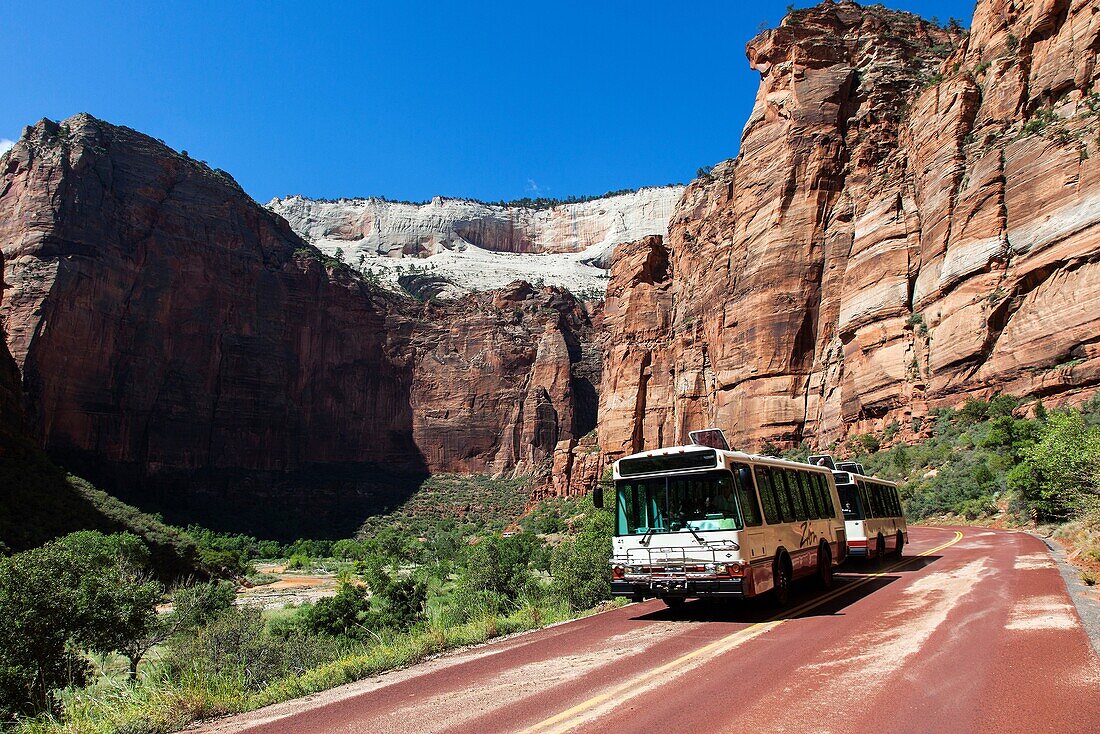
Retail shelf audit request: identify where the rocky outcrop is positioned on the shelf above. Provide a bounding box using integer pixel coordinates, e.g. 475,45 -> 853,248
597,0 -> 1100,461
269,189 -> 682,298
270,188 -> 683,259
0,116 -> 592,536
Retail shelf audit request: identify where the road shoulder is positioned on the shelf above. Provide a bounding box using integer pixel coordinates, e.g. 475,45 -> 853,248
1033,531 -> 1100,657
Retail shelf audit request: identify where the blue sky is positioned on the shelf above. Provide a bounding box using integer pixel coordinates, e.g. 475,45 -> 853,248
3,1 -> 974,203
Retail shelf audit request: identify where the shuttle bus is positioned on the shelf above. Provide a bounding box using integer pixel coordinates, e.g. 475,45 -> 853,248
600,431 -> 847,607
811,455 -> 907,561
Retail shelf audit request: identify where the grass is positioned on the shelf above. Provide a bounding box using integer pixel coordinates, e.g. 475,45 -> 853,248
1051,515 -> 1100,585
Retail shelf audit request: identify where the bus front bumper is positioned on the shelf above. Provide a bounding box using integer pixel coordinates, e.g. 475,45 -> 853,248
612,577 -> 745,599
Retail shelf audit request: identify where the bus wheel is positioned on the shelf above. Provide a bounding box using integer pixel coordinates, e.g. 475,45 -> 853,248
816,542 -> 834,589
773,555 -> 792,607
876,535 -> 887,564
893,531 -> 905,559
663,597 -> 686,610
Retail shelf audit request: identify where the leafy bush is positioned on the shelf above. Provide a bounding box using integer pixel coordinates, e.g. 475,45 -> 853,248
285,553 -> 311,571
550,503 -> 613,611
1009,410 -> 1100,520
166,607 -> 352,692
848,392 -> 1100,525
297,583 -> 372,639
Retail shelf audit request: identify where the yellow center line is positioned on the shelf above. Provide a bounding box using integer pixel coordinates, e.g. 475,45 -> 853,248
520,529 -> 965,734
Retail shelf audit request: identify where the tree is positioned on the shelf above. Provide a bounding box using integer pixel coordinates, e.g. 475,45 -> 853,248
0,532 -> 164,714
112,580 -> 236,679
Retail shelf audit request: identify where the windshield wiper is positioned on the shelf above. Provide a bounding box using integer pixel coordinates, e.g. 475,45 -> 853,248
685,525 -> 705,545
640,527 -> 656,546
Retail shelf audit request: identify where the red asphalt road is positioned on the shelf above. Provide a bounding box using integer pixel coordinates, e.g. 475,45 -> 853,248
200,527 -> 1100,734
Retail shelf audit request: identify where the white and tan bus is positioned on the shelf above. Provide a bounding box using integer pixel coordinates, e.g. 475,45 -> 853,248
811,455 -> 907,561
600,431 -> 847,607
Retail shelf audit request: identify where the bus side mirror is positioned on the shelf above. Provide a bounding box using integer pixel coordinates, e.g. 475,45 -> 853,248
592,484 -> 604,509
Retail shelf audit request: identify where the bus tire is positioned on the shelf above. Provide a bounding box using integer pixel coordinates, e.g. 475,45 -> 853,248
875,534 -> 886,564
893,531 -> 905,559
773,553 -> 793,607
816,542 -> 834,589
663,597 -> 686,610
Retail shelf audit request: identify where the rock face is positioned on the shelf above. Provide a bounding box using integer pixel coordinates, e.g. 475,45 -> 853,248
0,250 -> 26,455
597,0 -> 1100,462
271,188 -> 683,258
269,188 -> 683,296
0,116 -> 592,536
386,281 -> 595,478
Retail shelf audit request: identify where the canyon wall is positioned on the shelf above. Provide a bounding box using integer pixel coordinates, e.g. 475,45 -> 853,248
0,116 -> 592,535
596,0 -> 1100,465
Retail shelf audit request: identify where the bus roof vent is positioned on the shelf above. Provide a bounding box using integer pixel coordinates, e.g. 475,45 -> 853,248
688,428 -> 730,451
835,461 -> 865,475
807,454 -> 835,469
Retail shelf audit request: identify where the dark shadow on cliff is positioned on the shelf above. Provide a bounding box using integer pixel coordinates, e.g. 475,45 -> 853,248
50,450 -> 434,541
0,441 -> 206,580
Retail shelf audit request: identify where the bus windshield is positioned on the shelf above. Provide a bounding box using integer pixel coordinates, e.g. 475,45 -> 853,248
615,470 -> 743,536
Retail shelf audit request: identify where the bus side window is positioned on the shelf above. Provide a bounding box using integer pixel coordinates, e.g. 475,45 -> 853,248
817,475 -> 837,517
795,472 -> 814,518
890,487 -> 902,516
857,479 -> 875,518
800,473 -> 822,518
784,471 -> 808,521
808,474 -> 825,518
733,463 -> 763,527
754,467 -> 780,524
870,483 -> 886,517
772,470 -> 794,522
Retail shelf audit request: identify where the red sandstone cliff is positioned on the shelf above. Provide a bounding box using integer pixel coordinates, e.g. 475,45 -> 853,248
593,0 -> 1100,467
0,251 -> 26,455
0,116 -> 592,534
7,2 -> 1100,520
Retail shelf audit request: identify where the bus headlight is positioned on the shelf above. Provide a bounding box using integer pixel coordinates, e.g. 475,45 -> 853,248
704,563 -> 717,573
715,563 -> 727,575
612,565 -> 625,579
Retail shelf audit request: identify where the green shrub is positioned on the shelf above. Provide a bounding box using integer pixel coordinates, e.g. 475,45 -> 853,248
297,583 -> 371,639
1009,410 -> 1100,520
165,607 -> 352,692
550,504 -> 613,611
285,553 -> 311,571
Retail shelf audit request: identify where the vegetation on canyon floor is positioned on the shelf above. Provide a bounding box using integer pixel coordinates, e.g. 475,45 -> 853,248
0,486 -> 614,733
